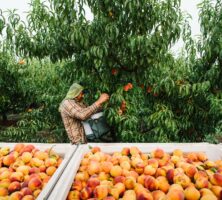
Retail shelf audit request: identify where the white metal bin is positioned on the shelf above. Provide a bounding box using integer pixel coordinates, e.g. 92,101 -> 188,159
47,142 -> 222,200
0,143 -> 77,200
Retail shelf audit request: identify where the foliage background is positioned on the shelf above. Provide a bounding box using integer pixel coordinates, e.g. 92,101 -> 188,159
0,0 -> 222,143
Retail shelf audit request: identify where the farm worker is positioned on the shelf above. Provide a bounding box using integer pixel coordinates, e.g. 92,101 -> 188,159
59,83 -> 109,144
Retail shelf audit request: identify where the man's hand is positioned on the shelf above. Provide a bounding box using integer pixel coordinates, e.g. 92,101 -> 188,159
96,93 -> 109,106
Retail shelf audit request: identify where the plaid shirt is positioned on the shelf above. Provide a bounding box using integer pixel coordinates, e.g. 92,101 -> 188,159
60,99 -> 99,144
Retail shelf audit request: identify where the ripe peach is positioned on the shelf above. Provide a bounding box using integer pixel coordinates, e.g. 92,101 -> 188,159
10,172 -> 24,182
152,190 -> 166,200
28,178 -> 42,191
194,171 -> 208,181
29,167 -> 40,175
156,176 -> 170,193
0,179 -> 11,188
148,158 -> 159,168
22,195 -> 35,200
75,172 -> 86,182
8,181 -> 21,193
0,187 -> 8,196
121,147 -> 130,156
94,185 -> 109,199
109,187 -> 119,199
45,158 -> 57,167
195,178 -> 209,189
80,187 -> 93,199
166,169 -> 174,184
130,147 -> 141,156
135,162 -> 145,174
10,191 -> 23,200
72,180 -> 83,191
123,190 -> 136,200
173,174 -> 191,188
20,187 -> 32,196
213,173 -> 222,186
166,189 -> 185,200
0,170 -> 12,180
3,155 -> 16,166
34,151 -> 48,160
184,186 -> 200,200
0,147 -> 10,156
46,166 -> 57,176
169,184 -> 184,192
91,146 -> 101,154
120,161 -> 131,171
137,191 -> 153,200
197,152 -> 207,162
151,148 -> 164,159
204,160 -> 217,169
211,185 -> 222,198
124,176 -> 136,189
144,176 -> 159,191
114,176 -> 126,184
137,174 -> 146,186
114,182 -> 125,196
88,161 -> 100,175
173,149 -> 183,157
185,165 -> 198,178
129,171 -> 139,180
101,161 -> 113,173
155,168 -> 166,177
98,172 -> 109,181
30,158 -> 44,168
33,189 -> 41,198
16,166 -> 31,176
186,152 -> 198,162
21,152 -> 32,163
110,165 -> 122,177
38,173 -> 48,181
103,197 -> 115,200
144,165 -> 156,176
200,195 -> 217,200
87,176 -> 100,189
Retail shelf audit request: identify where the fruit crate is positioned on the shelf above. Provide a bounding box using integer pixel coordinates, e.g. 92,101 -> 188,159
47,142 -> 222,200
0,143 -> 77,200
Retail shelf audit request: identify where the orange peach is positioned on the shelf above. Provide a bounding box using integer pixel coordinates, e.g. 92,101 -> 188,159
46,166 -> 57,176
185,165 -> 198,178
98,172 -> 109,181
200,194 -> 217,200
72,180 -> 83,191
197,152 -> 207,162
33,189 -> 41,198
123,190 -> 136,200
152,190 -> 166,200
110,165 -> 122,177
0,170 -> 12,180
20,187 -> 32,196
10,191 -> 23,200
186,152 -> 198,162
21,195 -> 35,200
8,181 -> 21,193
184,186 -> 200,200
88,161 -> 100,175
129,171 -> 139,180
10,172 -> 24,182
144,176 -> 159,191
44,158 -> 57,167
114,182 -> 125,196
34,151 -> 48,160
155,168 -> 166,177
87,176 -> 100,189
152,148 -> 164,159
195,178 -> 209,189
101,161 -> 113,173
120,161 -> 131,171
144,165 -> 156,176
80,187 -> 93,199
148,159 -> 159,168
3,155 -> 16,166
124,176 -> 136,189
166,189 -> 185,200
16,166 -> 31,176
173,174 -> 191,188
0,187 -> 8,196
213,173 -> 222,186
30,158 -> 44,168
130,147 -> 141,156
0,179 -> 11,188
28,178 -> 42,191
114,176 -> 126,184
109,187 -> 119,199
75,172 -> 86,182
20,145 -> 35,154
135,162 -> 145,174
137,190 -> 153,200
91,146 -> 101,154
156,176 -> 170,193
173,149 -> 183,157
169,184 -> 184,192
94,185 -> 109,199
194,171 -> 208,181
137,174 -> 146,186
29,167 -> 40,175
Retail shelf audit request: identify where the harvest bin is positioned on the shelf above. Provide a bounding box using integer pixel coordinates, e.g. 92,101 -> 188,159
0,143 -> 77,200
47,142 -> 222,200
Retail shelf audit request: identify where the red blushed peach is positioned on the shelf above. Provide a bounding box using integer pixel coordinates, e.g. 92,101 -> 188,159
173,174 -> 191,189
20,145 -> 35,154
185,165 -> 198,178
144,165 -> 156,176
10,151 -> 19,159
28,177 -> 42,191
156,176 -> 170,193
14,143 -> 25,153
184,186 -> 200,200
21,181 -> 29,189
195,178 -> 209,189
186,152 -> 198,162
10,191 -> 23,200
151,148 -> 164,159
152,190 -> 166,200
3,155 -> 16,166
129,171 -> 139,180
80,187 -> 93,199
114,176 -> 126,184
103,197 -> 115,200
110,165 -> 122,177
173,149 -> 183,157
130,147 -> 141,156
124,176 -> 136,190
137,191 -> 153,200
88,161 -> 100,175
213,173 -> 222,186
10,172 -> 24,182
123,190 -> 136,200
0,187 -> 8,196
20,187 -> 32,196
166,189 -> 185,200
87,177 -> 100,190
46,166 -> 57,176
144,176 -> 159,191
22,195 -> 35,200
135,163 -> 145,174
121,147 -> 130,156
114,182 -> 125,196
158,158 -> 169,167
29,167 -> 40,175
39,165 -> 46,173
166,169 -> 174,184
72,180 -> 83,191
8,181 -> 21,193
148,158 -> 159,168
90,146 -> 101,154
194,171 -> 208,181
21,152 -> 32,163
101,161 -> 113,174
94,185 -> 109,199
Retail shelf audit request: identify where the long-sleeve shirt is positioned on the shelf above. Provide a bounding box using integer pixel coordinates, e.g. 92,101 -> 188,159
59,99 -> 99,144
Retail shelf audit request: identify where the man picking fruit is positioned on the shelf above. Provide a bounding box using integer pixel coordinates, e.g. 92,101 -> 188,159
59,83 -> 109,144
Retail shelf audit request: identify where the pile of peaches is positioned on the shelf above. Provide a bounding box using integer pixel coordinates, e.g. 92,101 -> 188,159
0,144 -> 62,200
68,146 -> 222,200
